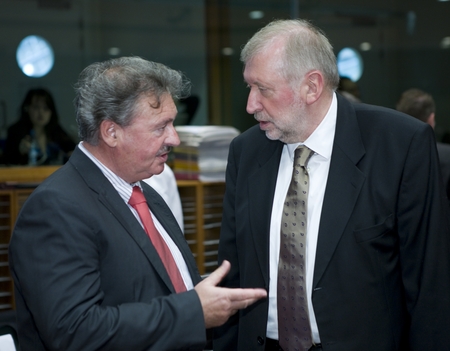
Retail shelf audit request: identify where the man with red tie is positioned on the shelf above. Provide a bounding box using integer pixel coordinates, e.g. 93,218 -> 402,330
9,56 -> 266,351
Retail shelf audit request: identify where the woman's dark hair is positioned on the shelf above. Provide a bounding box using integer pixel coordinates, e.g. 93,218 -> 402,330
19,88 -> 61,137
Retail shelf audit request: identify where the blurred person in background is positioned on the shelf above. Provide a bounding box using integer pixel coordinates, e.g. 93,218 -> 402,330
3,88 -> 76,165
396,88 -> 450,202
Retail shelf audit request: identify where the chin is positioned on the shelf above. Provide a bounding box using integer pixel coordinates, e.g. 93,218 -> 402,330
151,163 -> 166,176
265,130 -> 282,141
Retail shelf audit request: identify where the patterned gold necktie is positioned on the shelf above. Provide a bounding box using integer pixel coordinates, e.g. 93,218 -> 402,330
277,145 -> 314,351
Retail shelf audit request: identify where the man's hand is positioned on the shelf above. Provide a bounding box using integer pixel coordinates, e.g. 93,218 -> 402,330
194,260 -> 267,328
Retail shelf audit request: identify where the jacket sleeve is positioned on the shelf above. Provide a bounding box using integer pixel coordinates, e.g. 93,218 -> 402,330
397,125 -> 450,349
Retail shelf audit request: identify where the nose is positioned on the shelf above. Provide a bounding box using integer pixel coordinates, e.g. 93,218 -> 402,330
246,87 -> 262,115
167,125 -> 180,147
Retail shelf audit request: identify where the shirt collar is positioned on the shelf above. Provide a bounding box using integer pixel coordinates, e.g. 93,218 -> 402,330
78,141 -> 140,202
286,92 -> 337,162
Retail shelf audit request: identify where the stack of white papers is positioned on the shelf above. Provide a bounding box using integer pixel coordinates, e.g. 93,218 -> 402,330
173,126 -> 240,181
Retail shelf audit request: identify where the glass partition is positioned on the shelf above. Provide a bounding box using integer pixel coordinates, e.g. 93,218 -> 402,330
0,0 -> 449,166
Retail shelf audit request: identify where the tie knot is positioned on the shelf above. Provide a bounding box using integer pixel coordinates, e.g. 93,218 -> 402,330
294,145 -> 314,168
129,186 -> 147,206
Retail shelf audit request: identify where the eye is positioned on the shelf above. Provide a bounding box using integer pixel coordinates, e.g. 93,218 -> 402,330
246,84 -> 266,92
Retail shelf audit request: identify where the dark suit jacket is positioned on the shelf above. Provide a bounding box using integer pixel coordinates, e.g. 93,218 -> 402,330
9,147 -> 206,351
214,94 -> 450,351
436,141 -> 450,201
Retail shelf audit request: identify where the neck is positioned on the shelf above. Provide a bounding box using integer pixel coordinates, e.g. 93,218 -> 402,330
298,92 -> 334,142
83,141 -> 131,183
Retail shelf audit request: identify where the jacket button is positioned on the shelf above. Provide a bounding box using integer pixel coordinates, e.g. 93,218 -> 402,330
257,336 -> 264,345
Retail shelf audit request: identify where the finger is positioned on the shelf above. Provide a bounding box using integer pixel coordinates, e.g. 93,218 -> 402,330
230,293 -> 267,310
231,298 -> 258,310
203,260 -> 231,287
228,288 -> 267,302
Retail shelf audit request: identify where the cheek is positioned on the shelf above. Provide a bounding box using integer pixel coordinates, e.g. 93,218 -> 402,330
133,137 -> 159,161
265,92 -> 294,112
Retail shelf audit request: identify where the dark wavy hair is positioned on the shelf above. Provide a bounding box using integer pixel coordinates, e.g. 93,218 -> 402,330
18,88 -> 62,136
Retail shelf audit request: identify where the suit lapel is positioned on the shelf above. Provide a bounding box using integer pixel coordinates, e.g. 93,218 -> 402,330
248,139 -> 284,286
69,147 -> 180,292
313,95 -> 366,287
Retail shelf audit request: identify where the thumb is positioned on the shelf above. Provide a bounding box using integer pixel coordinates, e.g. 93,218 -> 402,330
204,260 -> 231,287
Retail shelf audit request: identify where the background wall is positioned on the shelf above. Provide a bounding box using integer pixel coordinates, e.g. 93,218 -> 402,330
0,0 -> 208,145
1,0 -> 449,144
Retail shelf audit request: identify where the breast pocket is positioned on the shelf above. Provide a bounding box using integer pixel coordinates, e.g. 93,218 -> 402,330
354,214 -> 395,243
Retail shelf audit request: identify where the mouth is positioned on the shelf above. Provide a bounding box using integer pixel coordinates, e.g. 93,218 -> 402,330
254,114 -> 271,128
258,120 -> 271,129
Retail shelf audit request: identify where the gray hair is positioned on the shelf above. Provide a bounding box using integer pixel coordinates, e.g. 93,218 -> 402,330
241,19 -> 339,90
74,56 -> 190,144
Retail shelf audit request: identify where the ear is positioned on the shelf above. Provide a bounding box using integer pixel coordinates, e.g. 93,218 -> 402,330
99,120 -> 118,147
427,112 -> 436,129
303,71 -> 324,105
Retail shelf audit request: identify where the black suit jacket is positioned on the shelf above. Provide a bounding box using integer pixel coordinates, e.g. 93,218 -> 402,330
436,141 -> 450,201
214,94 -> 450,350
9,147 -> 206,351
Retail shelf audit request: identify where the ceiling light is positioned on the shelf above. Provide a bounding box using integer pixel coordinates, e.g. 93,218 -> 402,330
16,35 -> 54,78
108,47 -> 121,56
249,11 -> 264,20
337,47 -> 364,82
441,37 -> 450,49
359,42 -> 372,51
222,47 -> 234,56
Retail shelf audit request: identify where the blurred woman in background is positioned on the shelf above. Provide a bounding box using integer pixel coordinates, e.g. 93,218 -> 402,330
3,88 -> 76,165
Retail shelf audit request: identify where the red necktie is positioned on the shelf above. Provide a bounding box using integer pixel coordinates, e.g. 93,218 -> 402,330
128,186 -> 186,293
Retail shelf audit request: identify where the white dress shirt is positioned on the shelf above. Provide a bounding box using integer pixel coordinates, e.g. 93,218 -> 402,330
266,93 -> 337,343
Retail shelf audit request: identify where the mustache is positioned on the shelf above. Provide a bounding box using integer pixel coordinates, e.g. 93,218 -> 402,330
254,112 -> 269,122
157,145 -> 172,156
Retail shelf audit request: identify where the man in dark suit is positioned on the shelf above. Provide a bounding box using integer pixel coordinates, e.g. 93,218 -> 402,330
214,19 -> 450,351
9,56 -> 266,351
396,88 -> 450,202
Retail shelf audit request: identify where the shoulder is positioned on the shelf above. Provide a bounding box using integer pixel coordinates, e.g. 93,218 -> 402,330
353,102 -> 424,129
6,121 -> 28,137
348,101 -> 431,142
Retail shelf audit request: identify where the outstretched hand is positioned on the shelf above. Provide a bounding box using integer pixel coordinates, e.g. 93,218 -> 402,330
194,260 -> 267,328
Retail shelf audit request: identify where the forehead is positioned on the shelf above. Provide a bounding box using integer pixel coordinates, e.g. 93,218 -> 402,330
131,93 -> 177,124
30,95 -> 47,105
244,43 -> 285,83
